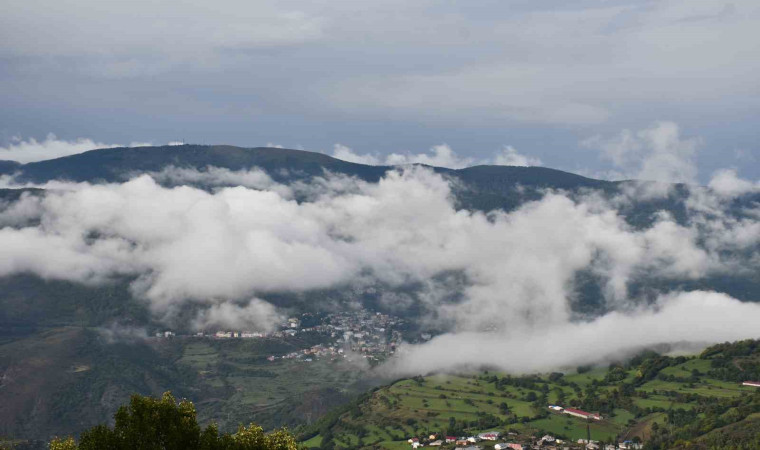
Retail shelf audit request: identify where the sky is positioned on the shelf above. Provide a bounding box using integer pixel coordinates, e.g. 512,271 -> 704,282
1,0 -> 758,182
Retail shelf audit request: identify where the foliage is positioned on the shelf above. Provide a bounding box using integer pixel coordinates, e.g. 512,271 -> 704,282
49,392 -> 300,450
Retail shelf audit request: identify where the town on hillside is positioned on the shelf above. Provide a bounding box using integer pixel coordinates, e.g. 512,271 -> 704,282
153,309 -> 408,364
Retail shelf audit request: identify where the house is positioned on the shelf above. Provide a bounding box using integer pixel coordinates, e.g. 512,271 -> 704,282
429,440 -> 443,446
495,444 -> 523,450
540,435 -> 556,444
742,381 -> 760,387
564,408 -> 602,420
407,438 -> 419,444
429,434 -> 438,440
478,431 -> 501,441
547,405 -> 564,412
445,436 -> 457,443
455,440 -> 469,446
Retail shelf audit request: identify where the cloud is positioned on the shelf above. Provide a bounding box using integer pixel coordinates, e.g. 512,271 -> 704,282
582,121 -> 702,196
708,168 -> 760,197
0,135 -> 218,165
192,298 -> 284,332
0,134 -> 152,164
385,144 -> 474,169
97,323 -> 150,344
330,143 -> 542,169
385,290 -> 760,375
146,165 -> 293,197
493,146 -> 542,167
331,144 -> 380,165
0,165 -> 757,352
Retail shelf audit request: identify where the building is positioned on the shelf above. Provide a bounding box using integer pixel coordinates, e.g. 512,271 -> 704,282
445,436 -> 457,443
494,444 -> 523,450
540,434 -> 556,444
477,431 -> 501,441
741,381 -> 760,387
564,408 -> 603,420
548,405 -> 564,412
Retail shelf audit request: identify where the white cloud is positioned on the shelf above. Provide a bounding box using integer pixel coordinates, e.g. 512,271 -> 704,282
330,143 -> 542,169
0,134 -> 129,164
708,168 -> 760,197
331,143 -> 380,165
582,121 -> 702,190
0,165 -> 757,351
385,144 -> 474,169
493,145 -> 542,167
147,165 -> 292,197
192,298 -> 284,332
386,290 -> 760,375
0,134 -> 155,163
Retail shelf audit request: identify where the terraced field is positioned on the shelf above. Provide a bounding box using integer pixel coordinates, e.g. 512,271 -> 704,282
300,342 -> 760,449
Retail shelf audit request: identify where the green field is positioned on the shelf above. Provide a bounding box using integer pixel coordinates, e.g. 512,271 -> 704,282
300,341 -> 760,449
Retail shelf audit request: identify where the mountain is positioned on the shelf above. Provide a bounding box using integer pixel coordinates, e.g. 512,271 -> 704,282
12,145 -> 388,184
3,144 -> 676,222
0,160 -> 21,175
9,144 -> 602,186
1,145 -> 759,447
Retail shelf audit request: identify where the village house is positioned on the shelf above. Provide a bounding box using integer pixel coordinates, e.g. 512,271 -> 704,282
539,435 -> 556,445
563,407 -> 602,420
494,444 -> 524,450
477,431 -> 501,441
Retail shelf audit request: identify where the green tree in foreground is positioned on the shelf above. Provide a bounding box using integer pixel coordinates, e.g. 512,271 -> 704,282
49,392 -> 299,450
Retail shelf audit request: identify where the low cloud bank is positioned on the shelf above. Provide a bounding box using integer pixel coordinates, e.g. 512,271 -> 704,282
384,291 -> 760,375
0,164 -> 758,369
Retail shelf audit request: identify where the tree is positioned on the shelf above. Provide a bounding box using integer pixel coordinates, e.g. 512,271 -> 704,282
49,392 -> 299,450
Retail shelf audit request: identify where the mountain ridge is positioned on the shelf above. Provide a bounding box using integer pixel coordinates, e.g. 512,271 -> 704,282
6,144 -> 611,189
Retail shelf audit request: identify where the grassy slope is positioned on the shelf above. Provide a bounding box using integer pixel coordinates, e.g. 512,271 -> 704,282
0,329 -> 368,444
303,351 -> 760,449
